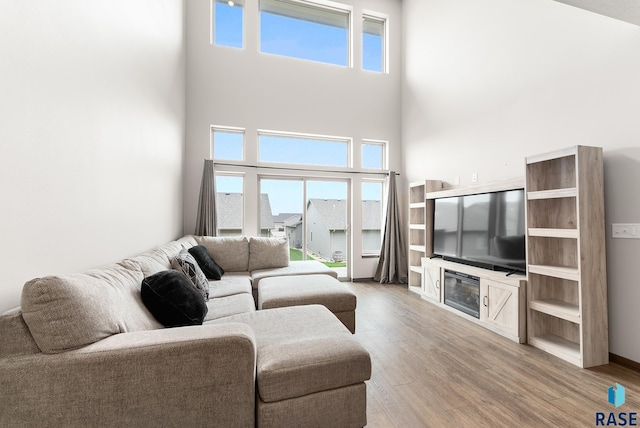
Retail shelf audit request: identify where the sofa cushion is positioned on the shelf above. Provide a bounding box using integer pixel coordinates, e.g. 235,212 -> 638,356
21,264 -> 162,354
176,234 -> 198,249
188,245 -> 224,280
120,249 -> 169,277
195,236 -> 249,272
248,237 -> 289,272
203,293 -> 256,321
171,249 -> 209,300
250,261 -> 339,303
141,270 -> 208,327
207,273 -> 252,299
258,275 -> 356,313
156,240 -> 188,262
251,261 -> 337,287
0,308 -> 41,357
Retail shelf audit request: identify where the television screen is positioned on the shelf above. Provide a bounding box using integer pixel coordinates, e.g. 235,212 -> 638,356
433,189 -> 526,273
433,196 -> 461,258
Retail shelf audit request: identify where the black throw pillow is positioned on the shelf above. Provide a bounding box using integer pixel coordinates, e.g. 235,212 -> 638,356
141,270 -> 208,327
188,245 -> 224,280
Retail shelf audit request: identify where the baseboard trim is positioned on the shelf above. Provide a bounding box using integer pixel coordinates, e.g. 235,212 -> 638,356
352,277 -> 374,283
610,353 -> 640,372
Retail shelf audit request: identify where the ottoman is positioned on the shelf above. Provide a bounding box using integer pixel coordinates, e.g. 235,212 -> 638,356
210,305 -> 371,427
258,274 -> 357,333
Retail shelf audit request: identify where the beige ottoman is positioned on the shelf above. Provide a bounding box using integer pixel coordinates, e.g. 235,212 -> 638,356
258,274 -> 357,333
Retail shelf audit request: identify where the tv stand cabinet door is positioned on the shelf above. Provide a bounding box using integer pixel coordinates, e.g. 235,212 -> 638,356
480,278 -> 521,339
421,259 -> 441,303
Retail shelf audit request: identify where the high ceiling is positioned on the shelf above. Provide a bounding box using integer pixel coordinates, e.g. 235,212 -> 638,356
553,0 -> 640,26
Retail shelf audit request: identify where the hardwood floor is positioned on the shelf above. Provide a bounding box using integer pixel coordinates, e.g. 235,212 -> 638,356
346,281 -> 640,428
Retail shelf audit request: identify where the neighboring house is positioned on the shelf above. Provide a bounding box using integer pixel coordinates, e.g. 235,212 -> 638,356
272,212 -> 299,238
307,198 -> 382,260
216,193 -> 274,237
284,214 -> 303,249
260,194 -> 276,237
306,199 -> 346,261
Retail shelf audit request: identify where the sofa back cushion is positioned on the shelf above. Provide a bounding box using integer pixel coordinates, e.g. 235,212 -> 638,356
21,264 -> 162,354
248,237 -> 290,271
0,308 -> 41,357
120,249 -> 169,277
195,236 -> 250,272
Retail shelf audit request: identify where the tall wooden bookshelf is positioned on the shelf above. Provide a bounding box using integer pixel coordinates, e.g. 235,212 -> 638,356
525,145 -> 608,368
408,180 -> 441,294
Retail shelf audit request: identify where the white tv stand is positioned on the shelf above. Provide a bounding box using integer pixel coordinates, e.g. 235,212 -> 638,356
420,257 -> 526,343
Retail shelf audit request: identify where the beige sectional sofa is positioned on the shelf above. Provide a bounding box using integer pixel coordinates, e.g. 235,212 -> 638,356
0,235 -> 371,427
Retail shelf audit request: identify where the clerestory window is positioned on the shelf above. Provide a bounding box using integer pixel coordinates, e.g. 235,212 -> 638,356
362,13 -> 386,73
213,0 -> 244,49
260,0 -> 351,67
258,131 -> 350,167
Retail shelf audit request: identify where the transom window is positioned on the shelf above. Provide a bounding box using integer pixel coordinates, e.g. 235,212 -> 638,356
258,131 -> 350,167
212,127 -> 244,161
362,140 -> 386,169
213,0 -> 244,49
260,0 -> 351,67
362,14 -> 386,73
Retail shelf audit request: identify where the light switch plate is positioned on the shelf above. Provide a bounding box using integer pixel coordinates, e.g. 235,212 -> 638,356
612,223 -> 640,239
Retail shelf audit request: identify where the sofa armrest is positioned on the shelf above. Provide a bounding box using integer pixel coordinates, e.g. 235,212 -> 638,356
0,323 -> 256,428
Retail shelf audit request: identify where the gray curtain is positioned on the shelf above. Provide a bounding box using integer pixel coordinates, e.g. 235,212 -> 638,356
374,171 -> 408,283
195,159 -> 217,236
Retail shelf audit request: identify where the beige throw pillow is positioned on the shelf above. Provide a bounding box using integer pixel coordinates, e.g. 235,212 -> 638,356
248,237 -> 290,272
195,236 -> 250,272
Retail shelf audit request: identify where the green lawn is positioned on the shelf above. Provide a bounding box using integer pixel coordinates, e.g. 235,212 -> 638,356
289,248 -> 345,268
289,248 -> 309,261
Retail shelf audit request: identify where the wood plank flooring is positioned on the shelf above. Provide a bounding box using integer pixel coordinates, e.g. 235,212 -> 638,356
346,281 -> 640,428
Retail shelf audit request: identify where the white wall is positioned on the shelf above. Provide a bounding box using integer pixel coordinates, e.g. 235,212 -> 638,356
185,0 -> 402,279
0,0 -> 186,313
402,0 -> 640,362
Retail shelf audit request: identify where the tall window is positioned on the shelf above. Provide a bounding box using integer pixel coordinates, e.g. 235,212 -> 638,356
258,131 -> 350,167
362,181 -> 383,254
215,174 -> 244,236
212,127 -> 244,161
260,0 -> 351,66
214,0 -> 244,48
362,140 -> 386,169
362,14 -> 385,73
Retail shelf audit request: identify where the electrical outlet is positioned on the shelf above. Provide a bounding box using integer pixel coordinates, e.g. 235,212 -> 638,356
471,172 -> 478,183
454,176 -> 460,185
612,223 -> 640,239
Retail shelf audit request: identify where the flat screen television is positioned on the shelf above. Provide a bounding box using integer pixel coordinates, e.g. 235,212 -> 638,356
432,189 -> 526,273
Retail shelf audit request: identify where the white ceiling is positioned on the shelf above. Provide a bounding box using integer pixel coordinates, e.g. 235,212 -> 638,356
553,0 -> 640,25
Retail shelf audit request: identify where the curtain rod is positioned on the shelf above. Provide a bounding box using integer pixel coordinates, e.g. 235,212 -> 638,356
210,160 -> 399,176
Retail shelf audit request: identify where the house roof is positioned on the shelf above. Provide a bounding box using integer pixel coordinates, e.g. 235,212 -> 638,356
216,192 -> 275,230
307,199 -> 381,231
273,212 -> 300,223
283,214 -> 302,227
